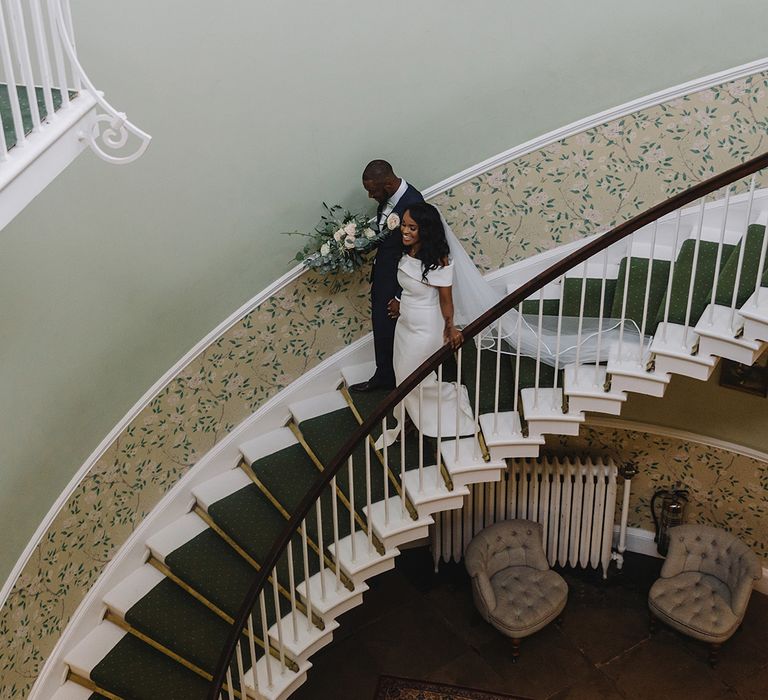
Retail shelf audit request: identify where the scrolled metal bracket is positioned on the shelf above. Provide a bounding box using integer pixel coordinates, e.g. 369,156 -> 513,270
54,2 -> 151,164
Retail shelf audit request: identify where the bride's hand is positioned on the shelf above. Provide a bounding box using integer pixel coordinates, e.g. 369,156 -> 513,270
444,324 -> 463,350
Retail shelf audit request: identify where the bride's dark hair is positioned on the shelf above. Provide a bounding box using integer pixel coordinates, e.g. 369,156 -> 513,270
404,203 -> 450,282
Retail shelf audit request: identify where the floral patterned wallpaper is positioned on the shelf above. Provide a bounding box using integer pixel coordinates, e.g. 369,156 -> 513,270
2,72 -> 768,698
547,425 -> 768,559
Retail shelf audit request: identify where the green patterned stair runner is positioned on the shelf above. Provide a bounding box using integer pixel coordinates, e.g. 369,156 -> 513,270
83,219 -> 768,697
0,84 -> 74,150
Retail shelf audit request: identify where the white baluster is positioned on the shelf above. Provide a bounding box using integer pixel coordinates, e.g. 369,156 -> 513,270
259,592 -> 273,688
472,339 -> 481,455
235,640 -> 248,694
729,175 -> 757,328
46,0 -> 69,106
436,363 -> 442,490
331,477 -> 341,592
708,186 -> 732,325
286,541 -> 299,643
755,196 -> 768,307
682,198 -> 707,348
493,318 -> 502,430
418,385 -> 424,492
0,2 -> 27,147
29,0 -> 55,119
8,0 -> 42,131
271,572 -> 286,673
315,501 -> 326,601
60,0 -> 81,90
399,402 -> 406,517
300,522 -> 312,632
454,347 -> 462,461
0,110 -> 7,160
533,290 -> 544,410
638,221 -> 658,355
225,668 -> 235,700
381,418 -> 389,527
617,233 -> 634,357
574,261 -> 588,378
552,276 -> 564,410
246,614 -> 259,697
594,252 -> 609,386
513,305 -> 522,427
365,439 -> 374,552
661,211 -> 683,342
348,457 -> 356,561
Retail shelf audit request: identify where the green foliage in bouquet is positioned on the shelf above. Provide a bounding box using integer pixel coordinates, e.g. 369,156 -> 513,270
285,203 -> 388,274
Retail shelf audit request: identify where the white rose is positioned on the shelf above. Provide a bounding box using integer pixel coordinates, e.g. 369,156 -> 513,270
386,213 -> 400,231
344,237 -> 356,249
333,228 -> 345,241
320,242 -> 330,256
344,222 -> 357,236
364,227 -> 376,239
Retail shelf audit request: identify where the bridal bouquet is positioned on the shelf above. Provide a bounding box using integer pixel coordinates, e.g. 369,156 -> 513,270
286,203 -> 386,274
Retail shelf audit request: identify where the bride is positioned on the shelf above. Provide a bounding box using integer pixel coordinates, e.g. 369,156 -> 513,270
387,203 -> 476,440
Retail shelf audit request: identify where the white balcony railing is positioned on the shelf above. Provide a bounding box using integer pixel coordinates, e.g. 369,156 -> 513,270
0,0 -> 150,168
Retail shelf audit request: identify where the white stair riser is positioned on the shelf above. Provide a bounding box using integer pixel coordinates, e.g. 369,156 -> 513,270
489,444 -> 541,460
652,354 -> 716,381
526,419 -> 583,437
567,395 -> 624,415
297,589 -> 365,624
269,629 -> 334,664
374,522 -> 431,550
609,374 -> 668,397
451,468 -> 504,490
743,317 -> 768,343
407,492 -> 467,518
697,335 -> 762,366
343,557 -> 396,588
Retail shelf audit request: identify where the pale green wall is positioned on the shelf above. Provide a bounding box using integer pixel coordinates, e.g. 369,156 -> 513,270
1,0 -> 767,581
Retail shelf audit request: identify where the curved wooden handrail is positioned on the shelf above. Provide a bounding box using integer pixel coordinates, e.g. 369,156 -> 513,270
208,150 -> 768,698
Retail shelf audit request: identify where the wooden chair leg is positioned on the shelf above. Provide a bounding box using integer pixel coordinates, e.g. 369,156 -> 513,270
511,638 -> 521,662
709,643 -> 721,668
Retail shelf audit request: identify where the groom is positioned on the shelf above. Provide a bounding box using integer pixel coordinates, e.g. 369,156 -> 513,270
350,160 -> 424,392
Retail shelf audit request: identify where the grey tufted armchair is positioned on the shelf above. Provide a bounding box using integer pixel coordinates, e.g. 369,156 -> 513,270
465,519 -> 568,660
648,523 -> 762,666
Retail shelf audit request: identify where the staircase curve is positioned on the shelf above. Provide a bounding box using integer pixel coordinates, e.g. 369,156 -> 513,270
46,153 -> 768,700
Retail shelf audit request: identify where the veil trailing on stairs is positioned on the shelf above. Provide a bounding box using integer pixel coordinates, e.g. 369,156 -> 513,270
443,215 -> 645,366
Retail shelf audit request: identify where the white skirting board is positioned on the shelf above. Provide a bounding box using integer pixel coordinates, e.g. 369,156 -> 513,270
613,526 -> 768,596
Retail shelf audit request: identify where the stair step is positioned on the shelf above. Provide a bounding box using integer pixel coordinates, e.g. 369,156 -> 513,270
50,682 -> 98,700
563,364 -> 626,415
363,496 -> 433,550
245,655 -> 312,700
193,467 -> 252,510
67,621 -> 211,700
402,465 -> 470,517
268,610 -> 338,662
327,530 -> 399,585
610,257 -> 671,335
739,289 -> 768,342
440,437 -> 505,488
296,568 -> 368,622
607,345 -> 670,397
520,388 -> 584,436
288,390 -> 348,424
650,322 -> 716,381
714,224 -> 767,309
240,426 -> 299,466
150,514 -> 266,620
695,304 -> 763,365
340,361 -> 377,388
478,411 -> 545,459
104,565 -> 240,676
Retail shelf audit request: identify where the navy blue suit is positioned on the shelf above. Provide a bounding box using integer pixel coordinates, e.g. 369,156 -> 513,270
370,182 -> 424,386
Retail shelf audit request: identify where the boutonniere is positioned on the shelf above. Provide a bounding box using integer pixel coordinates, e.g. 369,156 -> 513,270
386,213 -> 401,231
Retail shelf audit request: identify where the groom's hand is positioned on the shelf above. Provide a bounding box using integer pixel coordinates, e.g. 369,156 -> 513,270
387,299 -> 400,319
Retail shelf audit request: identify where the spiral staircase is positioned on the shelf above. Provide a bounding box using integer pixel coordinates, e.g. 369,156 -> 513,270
37,155 -> 768,700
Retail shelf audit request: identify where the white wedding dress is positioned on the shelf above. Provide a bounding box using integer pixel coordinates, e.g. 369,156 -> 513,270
393,254 -> 476,439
